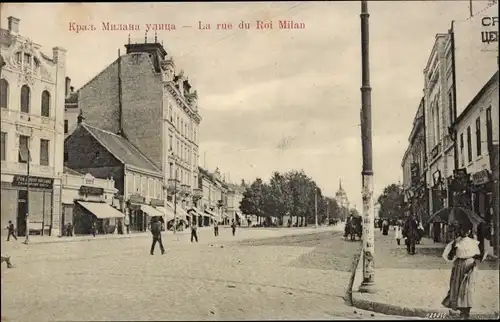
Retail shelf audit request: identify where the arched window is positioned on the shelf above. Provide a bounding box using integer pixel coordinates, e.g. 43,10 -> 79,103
0,79 -> 8,109
41,90 -> 50,117
20,85 -> 30,113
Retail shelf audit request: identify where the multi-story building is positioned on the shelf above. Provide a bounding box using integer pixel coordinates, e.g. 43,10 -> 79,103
64,120 -> 167,232
227,182 -> 245,224
401,98 -> 429,222
453,71 -> 499,253
197,166 -> 228,225
335,179 -> 349,221
66,37 -> 202,218
422,33 -> 455,218
0,16 -> 66,237
63,77 -> 79,138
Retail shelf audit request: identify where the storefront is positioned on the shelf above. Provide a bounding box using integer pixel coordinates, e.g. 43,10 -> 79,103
472,169 -> 493,247
1,175 -> 54,237
127,193 -> 148,232
73,200 -> 125,235
203,208 -> 217,226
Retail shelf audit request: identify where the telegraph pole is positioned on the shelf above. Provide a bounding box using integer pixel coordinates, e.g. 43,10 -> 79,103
359,0 -> 376,293
315,188 -> 318,228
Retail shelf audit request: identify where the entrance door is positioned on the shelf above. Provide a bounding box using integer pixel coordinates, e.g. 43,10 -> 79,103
17,190 -> 28,236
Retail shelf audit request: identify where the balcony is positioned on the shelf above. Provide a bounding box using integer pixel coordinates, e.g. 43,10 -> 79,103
192,188 -> 203,201
167,178 -> 180,194
180,184 -> 191,197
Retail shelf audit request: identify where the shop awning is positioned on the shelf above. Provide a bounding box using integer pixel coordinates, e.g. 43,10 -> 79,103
187,207 -> 203,217
77,201 -> 125,219
222,212 -> 229,218
140,204 -> 164,218
204,209 -> 217,218
235,212 -> 244,219
166,201 -> 189,218
155,206 -> 177,222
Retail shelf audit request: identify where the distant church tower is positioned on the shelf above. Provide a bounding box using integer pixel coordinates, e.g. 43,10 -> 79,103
335,179 -> 350,221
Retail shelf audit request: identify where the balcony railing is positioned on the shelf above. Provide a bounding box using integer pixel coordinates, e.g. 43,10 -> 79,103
167,178 -> 180,194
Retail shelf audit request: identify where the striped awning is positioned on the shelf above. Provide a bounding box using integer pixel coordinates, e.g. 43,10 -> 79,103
140,205 -> 164,218
155,206 -> 178,222
204,209 -> 217,218
235,212 -> 244,220
187,207 -> 203,217
77,201 -> 125,219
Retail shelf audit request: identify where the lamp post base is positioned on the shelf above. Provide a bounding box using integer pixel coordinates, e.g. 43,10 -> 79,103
358,281 -> 377,294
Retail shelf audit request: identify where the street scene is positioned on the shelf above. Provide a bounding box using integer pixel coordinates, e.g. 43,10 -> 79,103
1,1 -> 499,321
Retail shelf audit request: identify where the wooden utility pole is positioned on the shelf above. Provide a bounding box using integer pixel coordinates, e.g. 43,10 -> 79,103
359,0 -> 376,294
315,188 -> 318,228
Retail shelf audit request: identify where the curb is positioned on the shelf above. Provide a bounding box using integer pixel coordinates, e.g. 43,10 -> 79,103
351,297 -> 499,320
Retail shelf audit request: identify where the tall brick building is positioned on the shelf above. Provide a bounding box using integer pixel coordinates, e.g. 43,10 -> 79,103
70,37 -> 202,208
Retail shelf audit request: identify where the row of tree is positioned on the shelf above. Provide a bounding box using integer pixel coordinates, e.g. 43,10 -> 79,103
239,170 -> 359,226
377,183 -> 405,220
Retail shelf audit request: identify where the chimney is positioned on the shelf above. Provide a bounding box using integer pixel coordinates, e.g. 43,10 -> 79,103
65,77 -> 71,97
70,86 -> 74,93
7,17 -> 20,35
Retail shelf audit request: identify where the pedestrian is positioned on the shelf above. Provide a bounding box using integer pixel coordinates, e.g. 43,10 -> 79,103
6,221 -> 17,241
23,214 -> 29,245
442,221 -> 484,320
394,222 -> 402,245
213,220 -> 219,237
124,209 -> 130,234
433,221 -> 442,243
382,219 -> 389,236
403,215 -> 419,255
231,219 -> 237,236
1,255 -> 14,268
416,220 -> 424,244
191,218 -> 199,243
92,220 -> 97,237
149,217 -> 165,255
67,222 -> 73,237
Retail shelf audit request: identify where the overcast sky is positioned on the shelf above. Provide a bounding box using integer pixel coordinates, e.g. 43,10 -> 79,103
1,2 -> 489,211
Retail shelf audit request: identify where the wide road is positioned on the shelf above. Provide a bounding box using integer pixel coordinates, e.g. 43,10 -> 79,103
1,228 -> 409,321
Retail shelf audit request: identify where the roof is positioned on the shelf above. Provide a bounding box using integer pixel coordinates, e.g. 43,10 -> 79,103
81,123 -> 161,174
63,166 -> 82,175
454,70 -> 499,126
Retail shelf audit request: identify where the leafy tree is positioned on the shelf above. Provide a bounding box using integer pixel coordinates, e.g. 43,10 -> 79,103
325,197 -> 341,221
240,178 -> 267,222
377,183 -> 405,220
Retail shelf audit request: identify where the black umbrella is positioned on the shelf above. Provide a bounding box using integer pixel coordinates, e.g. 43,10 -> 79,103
428,206 -> 485,228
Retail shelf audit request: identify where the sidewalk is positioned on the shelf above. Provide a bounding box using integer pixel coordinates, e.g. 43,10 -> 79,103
350,231 -> 500,319
2,224 -> 342,246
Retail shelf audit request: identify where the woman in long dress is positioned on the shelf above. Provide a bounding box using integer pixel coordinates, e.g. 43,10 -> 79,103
442,222 -> 483,320
382,219 -> 389,235
394,222 -> 403,245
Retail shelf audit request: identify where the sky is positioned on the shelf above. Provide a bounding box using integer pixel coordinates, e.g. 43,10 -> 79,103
1,1 -> 492,212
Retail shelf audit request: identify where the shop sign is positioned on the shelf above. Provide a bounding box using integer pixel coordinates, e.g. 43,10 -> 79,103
150,198 -> 164,207
472,170 -> 491,185
12,175 -> 53,189
128,193 -> 145,205
79,185 -> 104,195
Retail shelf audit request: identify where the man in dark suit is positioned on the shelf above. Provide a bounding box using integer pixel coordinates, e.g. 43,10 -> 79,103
150,218 -> 165,255
403,215 -> 419,255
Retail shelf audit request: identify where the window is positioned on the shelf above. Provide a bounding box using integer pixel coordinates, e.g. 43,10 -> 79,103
181,120 -> 184,136
41,90 -> 50,117
169,105 -> 173,122
185,124 -> 188,138
466,126 -> 472,163
475,117 -> 482,157
148,179 -> 154,198
15,52 -> 22,65
194,130 -> 197,143
448,91 -> 453,126
169,163 -> 173,179
459,133 -> 464,167
23,53 -> 32,68
20,85 -> 30,113
1,132 -> 6,161
0,79 -> 8,108
40,139 -> 49,166
18,135 -> 30,163
64,151 -> 68,162
177,116 -> 179,129
169,134 -> 173,151
435,100 -> 441,144
64,120 -> 69,134
486,106 -> 493,148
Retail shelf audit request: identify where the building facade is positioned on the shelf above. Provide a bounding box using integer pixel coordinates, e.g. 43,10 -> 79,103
63,77 -> 79,138
69,38 -> 202,218
423,33 -> 455,218
453,71 -> 499,253
197,166 -> 228,225
227,182 -> 245,224
0,16 -> 66,236
64,121 -> 165,232
401,98 -> 429,223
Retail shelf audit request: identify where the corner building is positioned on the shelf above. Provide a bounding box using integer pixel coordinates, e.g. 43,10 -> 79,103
0,17 -> 66,237
73,38 -> 202,211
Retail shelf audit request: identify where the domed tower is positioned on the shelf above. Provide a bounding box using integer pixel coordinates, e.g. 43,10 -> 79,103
335,179 -> 350,221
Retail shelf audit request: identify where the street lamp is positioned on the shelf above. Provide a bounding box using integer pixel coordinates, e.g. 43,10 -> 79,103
359,0 -> 376,294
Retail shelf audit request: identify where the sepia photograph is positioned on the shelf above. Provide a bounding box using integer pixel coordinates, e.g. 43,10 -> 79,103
0,1 -> 499,321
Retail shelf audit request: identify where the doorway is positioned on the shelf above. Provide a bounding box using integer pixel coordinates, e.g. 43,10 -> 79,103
17,190 -> 28,236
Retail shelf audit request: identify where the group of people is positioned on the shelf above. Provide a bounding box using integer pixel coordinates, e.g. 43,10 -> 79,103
379,216 -> 424,255
149,217 -> 240,255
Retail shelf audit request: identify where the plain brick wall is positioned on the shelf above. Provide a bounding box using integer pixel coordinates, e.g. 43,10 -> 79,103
121,54 -> 163,170
77,53 -> 164,170
78,60 -> 121,134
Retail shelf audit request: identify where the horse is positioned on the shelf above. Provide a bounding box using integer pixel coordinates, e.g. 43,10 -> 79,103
344,217 -> 363,241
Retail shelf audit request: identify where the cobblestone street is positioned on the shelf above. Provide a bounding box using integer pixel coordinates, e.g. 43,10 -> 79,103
2,227 -> 411,321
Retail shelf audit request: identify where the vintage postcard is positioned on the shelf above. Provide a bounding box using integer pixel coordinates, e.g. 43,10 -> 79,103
1,1 -> 499,321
